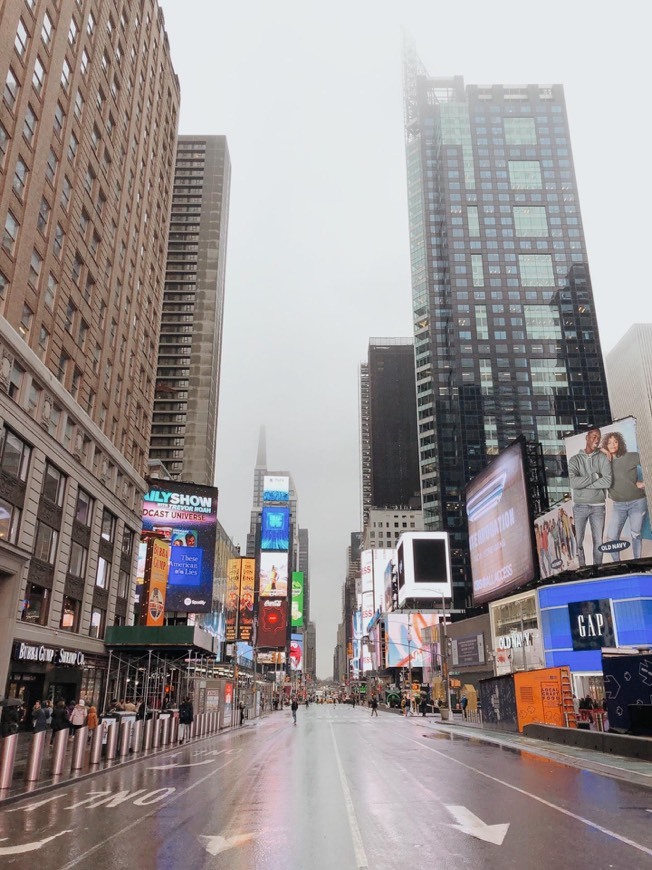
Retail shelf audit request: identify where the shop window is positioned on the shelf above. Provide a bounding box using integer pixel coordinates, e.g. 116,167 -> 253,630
33,520 -> 58,564
42,461 -> 65,505
75,488 -> 93,526
60,595 -> 80,631
101,508 -> 116,543
0,427 -> 31,481
89,606 -> 105,639
21,583 -> 50,625
0,496 -> 21,543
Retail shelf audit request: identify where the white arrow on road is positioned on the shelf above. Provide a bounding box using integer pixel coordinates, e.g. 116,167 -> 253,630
147,759 -> 216,770
8,794 -> 66,813
198,833 -> 255,855
446,805 -> 509,845
0,829 -> 71,856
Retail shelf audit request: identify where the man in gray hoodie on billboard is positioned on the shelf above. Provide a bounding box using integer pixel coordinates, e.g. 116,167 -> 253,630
568,428 -> 613,567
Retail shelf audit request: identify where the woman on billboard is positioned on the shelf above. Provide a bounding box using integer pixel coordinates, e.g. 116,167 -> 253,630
600,431 -> 648,560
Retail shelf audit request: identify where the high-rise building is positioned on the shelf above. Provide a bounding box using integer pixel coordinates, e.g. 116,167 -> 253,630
360,338 -> 421,529
149,135 -> 231,486
403,44 -> 611,607
0,1 -> 179,703
606,324 -> 652,488
246,426 -> 298,559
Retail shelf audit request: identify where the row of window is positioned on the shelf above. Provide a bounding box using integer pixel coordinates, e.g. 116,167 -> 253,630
21,585 -> 114,639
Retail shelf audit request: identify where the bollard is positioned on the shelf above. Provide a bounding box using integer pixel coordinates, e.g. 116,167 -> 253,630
89,726 -> 103,765
132,720 -> 143,754
105,721 -> 119,760
118,721 -> 131,758
51,728 -> 68,776
143,718 -> 153,751
152,718 -> 161,749
170,716 -> 179,745
25,730 -> 47,782
0,732 -> 19,789
160,717 -> 171,747
71,726 -> 88,771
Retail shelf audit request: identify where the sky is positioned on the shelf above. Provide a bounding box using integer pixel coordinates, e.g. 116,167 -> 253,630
158,0 -> 651,678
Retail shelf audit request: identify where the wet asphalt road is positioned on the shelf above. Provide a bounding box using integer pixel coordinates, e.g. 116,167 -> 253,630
0,704 -> 650,869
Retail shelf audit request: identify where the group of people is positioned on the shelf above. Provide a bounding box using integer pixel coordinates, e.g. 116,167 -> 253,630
0,698 -> 97,741
536,508 -> 576,577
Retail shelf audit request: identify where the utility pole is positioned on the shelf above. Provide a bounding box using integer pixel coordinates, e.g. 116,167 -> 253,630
407,613 -> 413,714
441,595 -> 452,710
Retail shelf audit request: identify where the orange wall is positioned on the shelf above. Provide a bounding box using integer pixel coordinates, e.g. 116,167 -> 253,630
514,667 -> 567,730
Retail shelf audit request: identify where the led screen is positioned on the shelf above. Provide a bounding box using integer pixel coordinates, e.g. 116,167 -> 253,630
385,612 -> 440,668
257,598 -> 288,647
291,572 -> 304,627
261,506 -> 290,551
263,475 -> 289,503
396,533 -> 451,606
290,634 -> 303,671
259,552 -> 288,598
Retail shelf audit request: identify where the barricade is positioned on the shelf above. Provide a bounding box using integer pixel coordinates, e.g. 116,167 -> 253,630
105,721 -> 119,760
131,720 -> 143,753
118,720 -> 131,757
152,717 -> 161,749
71,726 -> 88,771
25,730 -> 47,782
143,718 -> 153,751
51,728 -> 68,776
0,732 -> 19,789
170,716 -> 179,745
160,717 -> 171,747
89,726 -> 103,765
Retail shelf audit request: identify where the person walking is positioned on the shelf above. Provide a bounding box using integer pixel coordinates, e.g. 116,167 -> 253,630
238,700 -> 245,727
31,700 -> 48,733
86,705 -> 99,740
291,697 -> 298,725
461,695 -> 469,719
419,696 -> 428,717
50,700 -> 68,744
69,699 -> 88,733
370,697 -> 378,717
178,697 -> 193,743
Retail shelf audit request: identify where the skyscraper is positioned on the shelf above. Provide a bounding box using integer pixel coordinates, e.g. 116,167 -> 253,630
403,43 -> 611,607
149,135 -> 231,486
360,338 -> 421,530
0,2 -> 179,700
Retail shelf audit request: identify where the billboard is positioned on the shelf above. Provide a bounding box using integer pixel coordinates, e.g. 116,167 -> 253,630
225,558 -> 240,643
142,538 -> 169,627
385,612 -> 440,668
564,417 -> 650,570
261,506 -> 290,551
396,533 -> 451,606
567,599 -> 616,651
534,502 -> 580,579
384,557 -> 396,613
263,475 -> 289,503
466,440 -> 536,605
238,558 -> 256,644
141,482 -> 218,612
290,634 -> 303,671
291,571 -> 304,627
259,552 -> 288,598
257,598 -> 288,647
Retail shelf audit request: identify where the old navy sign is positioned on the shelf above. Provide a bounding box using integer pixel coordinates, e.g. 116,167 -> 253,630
496,630 -> 535,651
13,642 -> 85,667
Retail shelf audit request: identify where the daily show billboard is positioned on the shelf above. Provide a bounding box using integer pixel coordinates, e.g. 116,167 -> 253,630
141,482 -> 218,612
259,552 -> 288,598
261,506 -> 290,551
564,417 -> 650,570
263,475 -> 289,503
466,440 -> 536,605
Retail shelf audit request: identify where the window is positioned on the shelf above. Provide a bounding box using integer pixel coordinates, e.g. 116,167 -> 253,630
37,325 -> 49,359
56,351 -> 69,383
467,206 -> 480,237
0,496 -> 21,544
0,123 -> 8,167
524,305 -> 562,340
101,508 -> 116,542
68,541 -> 87,579
117,569 -> 129,599
96,556 -> 111,589
45,148 -> 58,183
15,19 -> 29,57
53,102 -> 65,137
42,461 -> 65,505
37,196 -> 50,232
60,58 -> 72,91
121,528 -> 134,557
74,89 -> 84,119
89,606 -> 105,639
75,488 -> 93,525
41,12 -> 53,45
23,104 -> 37,144
504,117 -> 537,145
53,223 -> 64,258
21,584 -> 49,626
519,255 -> 555,287
513,206 -> 549,237
0,428 -> 31,480
3,212 -> 19,255
32,57 -> 45,94
68,18 -> 78,47
8,362 -> 24,399
68,132 -> 78,162
44,273 -> 57,308
4,68 -> 19,111
12,157 -> 28,198
47,405 -> 61,437
64,298 -> 76,331
471,255 -> 484,287
34,520 -> 58,564
28,249 -> 42,287
81,49 -> 89,75
508,161 -> 542,190
60,596 -> 80,631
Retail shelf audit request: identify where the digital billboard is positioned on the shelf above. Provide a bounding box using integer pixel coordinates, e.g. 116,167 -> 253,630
290,634 -> 303,671
396,533 -> 451,606
142,538 -> 169,627
263,475 -> 289,503
259,552 -> 288,598
261,506 -> 290,551
225,558 -> 240,643
257,598 -> 288,647
564,416 -> 650,570
291,571 -> 304,627
141,482 -> 218,612
238,558 -> 256,643
385,612 -> 440,668
534,502 -> 580,579
466,440 -> 536,605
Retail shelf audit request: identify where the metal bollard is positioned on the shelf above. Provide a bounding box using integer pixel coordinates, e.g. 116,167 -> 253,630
0,732 -> 19,789
25,730 -> 47,782
160,717 -> 170,746
118,721 -> 131,757
89,727 -> 103,765
51,728 -> 68,776
105,722 -> 119,760
152,718 -> 161,749
170,716 -> 179,745
131,720 -> 143,754
143,718 -> 153,751
71,726 -> 88,771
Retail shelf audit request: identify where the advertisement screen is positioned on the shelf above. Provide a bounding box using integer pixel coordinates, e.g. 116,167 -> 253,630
225,558 -> 241,643
143,538 -> 169,627
290,634 -> 303,671
141,482 -> 218,612
466,441 -> 536,605
257,598 -> 288,647
261,506 -> 290,551
291,571 -> 304,627
564,417 -> 651,570
385,612 -> 440,668
534,502 -> 580,579
372,549 -> 394,613
238,558 -> 256,643
263,475 -> 289,503
396,533 -> 451,605
259,552 -> 288,598
568,599 -> 616,651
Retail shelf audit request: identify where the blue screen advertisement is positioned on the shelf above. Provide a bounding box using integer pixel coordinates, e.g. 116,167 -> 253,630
261,506 -> 290,551
141,482 -> 218,613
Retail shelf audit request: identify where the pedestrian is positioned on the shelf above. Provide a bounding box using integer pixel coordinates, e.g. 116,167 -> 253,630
420,696 -> 428,717
461,695 -> 468,719
43,699 -> 53,729
50,700 -> 68,744
1,703 -> 19,737
291,697 -> 298,725
69,699 -> 88,733
352,696 -> 356,709
370,696 -> 378,717
86,705 -> 99,737
238,700 -> 245,726
31,700 -> 48,733
178,696 -> 193,743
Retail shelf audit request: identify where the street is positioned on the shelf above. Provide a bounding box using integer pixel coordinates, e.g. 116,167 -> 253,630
0,705 -> 650,869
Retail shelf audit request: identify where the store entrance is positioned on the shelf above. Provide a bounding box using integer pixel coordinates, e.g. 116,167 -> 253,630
48,681 -> 79,705
6,672 -> 44,728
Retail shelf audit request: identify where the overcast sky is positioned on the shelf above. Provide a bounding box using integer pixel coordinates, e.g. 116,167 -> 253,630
158,0 -> 650,678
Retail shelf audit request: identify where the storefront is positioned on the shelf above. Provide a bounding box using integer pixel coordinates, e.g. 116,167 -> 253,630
490,591 -> 546,676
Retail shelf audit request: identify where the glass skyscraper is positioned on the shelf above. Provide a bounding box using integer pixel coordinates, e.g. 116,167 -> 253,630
403,45 -> 611,607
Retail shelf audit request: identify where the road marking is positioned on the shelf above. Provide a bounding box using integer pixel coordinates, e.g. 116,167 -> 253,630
408,736 -> 652,858
8,794 -> 67,812
446,805 -> 509,845
330,724 -> 368,869
0,830 -> 71,856
147,759 -> 216,770
198,833 -> 255,855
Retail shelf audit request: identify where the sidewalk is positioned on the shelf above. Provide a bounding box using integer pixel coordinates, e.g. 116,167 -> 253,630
403,710 -> 652,789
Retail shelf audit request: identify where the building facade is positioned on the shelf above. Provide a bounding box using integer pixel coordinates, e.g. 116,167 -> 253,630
403,45 -> 611,608
0,0 -> 179,705
149,135 -> 231,486
360,337 -> 421,530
